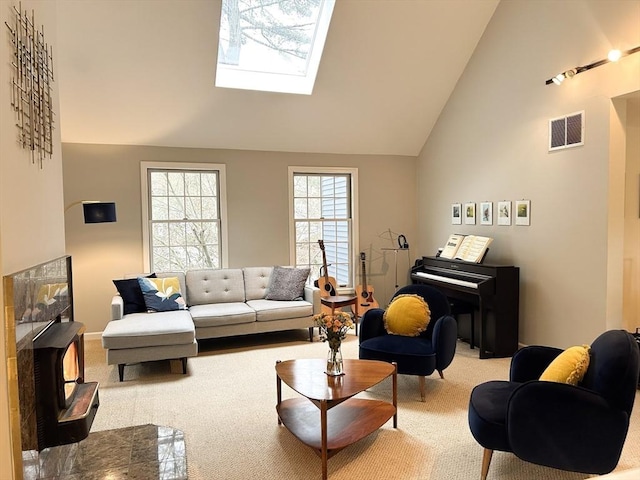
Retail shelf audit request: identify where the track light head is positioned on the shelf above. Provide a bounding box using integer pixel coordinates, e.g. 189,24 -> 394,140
608,49 -> 622,62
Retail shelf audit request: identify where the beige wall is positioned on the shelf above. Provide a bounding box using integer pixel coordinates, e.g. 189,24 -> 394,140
62,144 -> 417,335
417,0 -> 640,348
1,1 -> 65,478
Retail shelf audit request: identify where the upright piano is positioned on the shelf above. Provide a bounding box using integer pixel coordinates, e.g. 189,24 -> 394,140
411,256 -> 519,359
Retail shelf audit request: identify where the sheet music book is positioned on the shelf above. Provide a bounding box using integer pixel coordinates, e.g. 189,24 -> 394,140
440,234 -> 493,263
440,234 -> 465,259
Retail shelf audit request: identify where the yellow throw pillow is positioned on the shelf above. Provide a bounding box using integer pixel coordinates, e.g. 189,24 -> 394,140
137,276 -> 187,312
539,345 -> 591,385
383,294 -> 431,337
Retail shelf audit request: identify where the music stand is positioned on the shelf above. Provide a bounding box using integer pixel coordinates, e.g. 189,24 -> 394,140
381,247 -> 410,293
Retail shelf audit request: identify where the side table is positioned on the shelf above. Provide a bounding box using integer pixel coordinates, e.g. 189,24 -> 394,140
320,295 -> 359,335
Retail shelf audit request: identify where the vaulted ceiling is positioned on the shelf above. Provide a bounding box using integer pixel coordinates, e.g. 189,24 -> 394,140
56,0 -> 499,156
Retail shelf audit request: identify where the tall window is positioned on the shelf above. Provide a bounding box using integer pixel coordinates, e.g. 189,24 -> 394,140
141,162 -> 228,272
289,167 -> 358,289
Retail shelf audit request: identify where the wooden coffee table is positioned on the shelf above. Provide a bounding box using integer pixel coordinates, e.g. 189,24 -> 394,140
275,358 -> 397,479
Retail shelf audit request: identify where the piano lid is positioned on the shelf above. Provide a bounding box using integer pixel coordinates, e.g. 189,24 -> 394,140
418,256 -> 508,274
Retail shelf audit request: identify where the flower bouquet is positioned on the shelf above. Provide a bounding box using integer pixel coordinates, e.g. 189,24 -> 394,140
314,311 -> 354,376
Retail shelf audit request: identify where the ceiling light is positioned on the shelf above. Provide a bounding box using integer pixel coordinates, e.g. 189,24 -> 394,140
545,46 -> 640,85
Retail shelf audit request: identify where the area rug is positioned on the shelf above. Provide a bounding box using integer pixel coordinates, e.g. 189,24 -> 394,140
83,331 -> 640,480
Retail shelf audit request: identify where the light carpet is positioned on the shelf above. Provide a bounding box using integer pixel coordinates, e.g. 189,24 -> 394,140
84,331 -> 640,480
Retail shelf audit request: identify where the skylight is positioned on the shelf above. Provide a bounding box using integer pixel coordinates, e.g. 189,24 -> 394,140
216,0 -> 335,95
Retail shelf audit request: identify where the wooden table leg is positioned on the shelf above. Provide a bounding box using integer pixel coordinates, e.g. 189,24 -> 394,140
321,400 -> 328,480
276,360 -> 282,425
354,299 -> 359,336
392,362 -> 398,428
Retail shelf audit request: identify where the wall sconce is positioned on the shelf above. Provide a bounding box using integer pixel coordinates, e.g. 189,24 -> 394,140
546,46 -> 640,85
65,201 -> 117,223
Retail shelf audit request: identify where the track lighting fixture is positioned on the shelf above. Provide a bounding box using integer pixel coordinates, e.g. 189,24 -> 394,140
546,46 -> 640,85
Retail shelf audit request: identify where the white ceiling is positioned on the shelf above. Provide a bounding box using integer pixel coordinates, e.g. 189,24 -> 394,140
56,0 -> 499,157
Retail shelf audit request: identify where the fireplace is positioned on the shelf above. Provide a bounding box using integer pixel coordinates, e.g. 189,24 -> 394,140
33,319 -> 99,450
3,255 -> 99,465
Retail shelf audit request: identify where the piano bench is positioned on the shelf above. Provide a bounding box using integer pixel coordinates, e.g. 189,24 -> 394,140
449,301 -> 475,349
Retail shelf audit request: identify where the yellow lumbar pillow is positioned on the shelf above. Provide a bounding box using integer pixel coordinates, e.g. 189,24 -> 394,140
539,345 -> 591,385
383,294 -> 431,337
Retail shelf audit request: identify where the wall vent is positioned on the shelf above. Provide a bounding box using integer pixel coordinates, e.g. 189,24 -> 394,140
549,111 -> 584,151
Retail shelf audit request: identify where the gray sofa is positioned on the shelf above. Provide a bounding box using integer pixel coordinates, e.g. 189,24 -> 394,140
102,267 -> 321,381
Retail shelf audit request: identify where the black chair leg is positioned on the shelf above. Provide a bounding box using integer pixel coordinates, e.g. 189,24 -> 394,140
118,364 -> 125,382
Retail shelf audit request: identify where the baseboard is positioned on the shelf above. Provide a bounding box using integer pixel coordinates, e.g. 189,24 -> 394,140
84,331 -> 103,341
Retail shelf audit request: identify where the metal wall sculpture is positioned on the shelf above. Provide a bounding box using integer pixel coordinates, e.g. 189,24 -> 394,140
5,2 -> 55,167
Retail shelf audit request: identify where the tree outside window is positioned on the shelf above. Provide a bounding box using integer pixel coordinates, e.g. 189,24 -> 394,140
147,169 -> 222,272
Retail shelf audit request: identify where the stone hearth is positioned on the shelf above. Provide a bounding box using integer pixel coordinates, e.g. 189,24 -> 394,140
22,424 -> 187,480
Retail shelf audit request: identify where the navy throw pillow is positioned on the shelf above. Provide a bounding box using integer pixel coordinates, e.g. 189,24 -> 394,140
113,274 -> 156,315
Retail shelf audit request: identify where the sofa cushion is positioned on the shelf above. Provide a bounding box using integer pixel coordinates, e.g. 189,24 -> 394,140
189,302 -> 256,327
384,294 -> 431,337
539,345 -> 591,385
186,269 -> 245,305
243,267 -> 272,300
123,272 -> 188,305
101,310 -> 195,350
247,299 -> 313,322
138,277 -> 187,312
265,266 -> 310,301
156,272 -> 188,305
113,274 -> 156,315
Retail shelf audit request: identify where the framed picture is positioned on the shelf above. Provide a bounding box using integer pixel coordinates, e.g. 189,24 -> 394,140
497,201 -> 511,226
464,202 -> 476,225
451,203 -> 462,225
515,200 -> 531,226
480,201 -> 493,225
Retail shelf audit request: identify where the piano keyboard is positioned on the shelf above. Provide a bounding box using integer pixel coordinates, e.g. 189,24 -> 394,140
412,271 -> 479,289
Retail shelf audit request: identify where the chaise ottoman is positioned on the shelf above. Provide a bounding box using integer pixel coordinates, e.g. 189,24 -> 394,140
101,300 -> 198,381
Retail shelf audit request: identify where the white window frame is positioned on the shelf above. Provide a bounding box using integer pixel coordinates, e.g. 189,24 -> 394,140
288,166 -> 359,292
141,162 -> 229,272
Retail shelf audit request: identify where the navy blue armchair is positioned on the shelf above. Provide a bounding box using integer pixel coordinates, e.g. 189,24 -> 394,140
468,329 -> 640,479
358,284 -> 457,401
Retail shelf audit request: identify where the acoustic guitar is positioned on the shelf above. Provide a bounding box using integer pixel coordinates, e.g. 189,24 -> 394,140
353,251 -> 379,316
317,240 -> 337,297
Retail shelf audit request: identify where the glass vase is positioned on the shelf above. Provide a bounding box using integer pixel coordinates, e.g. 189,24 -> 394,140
326,344 -> 344,376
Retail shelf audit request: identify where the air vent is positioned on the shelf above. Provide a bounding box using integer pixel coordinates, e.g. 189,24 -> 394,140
549,111 -> 584,151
